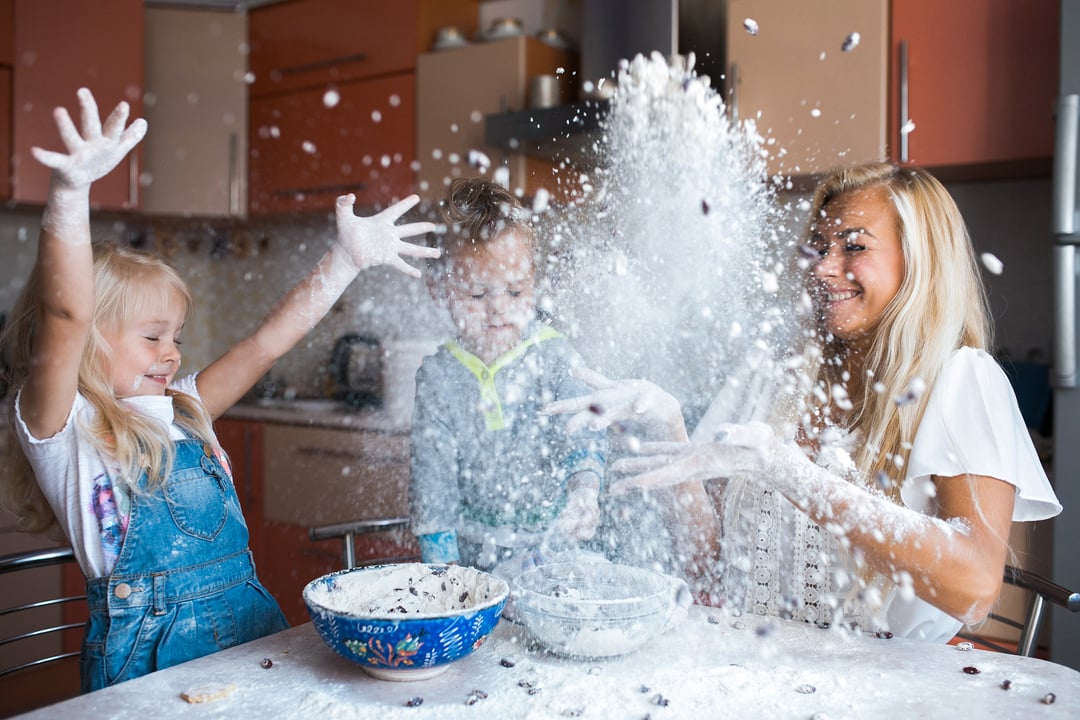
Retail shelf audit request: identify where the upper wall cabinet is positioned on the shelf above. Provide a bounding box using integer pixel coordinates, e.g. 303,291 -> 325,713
416,36 -> 576,201
890,0 -> 1058,175
12,0 -> 143,209
141,7 -> 247,218
726,0 -> 888,178
247,0 -> 477,214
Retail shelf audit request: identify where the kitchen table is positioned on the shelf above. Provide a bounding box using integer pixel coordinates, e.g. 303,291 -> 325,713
16,606 -> 1078,719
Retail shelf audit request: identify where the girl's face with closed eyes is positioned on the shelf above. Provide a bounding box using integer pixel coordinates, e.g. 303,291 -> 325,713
100,289 -> 186,398
809,186 -> 906,344
444,229 -> 536,364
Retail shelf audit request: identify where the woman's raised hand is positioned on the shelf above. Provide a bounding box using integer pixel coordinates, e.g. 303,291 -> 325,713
543,366 -> 688,441
31,88 -> 146,190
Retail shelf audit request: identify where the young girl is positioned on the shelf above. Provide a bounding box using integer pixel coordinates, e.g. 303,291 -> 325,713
0,88 -> 437,691
548,162 -> 1061,641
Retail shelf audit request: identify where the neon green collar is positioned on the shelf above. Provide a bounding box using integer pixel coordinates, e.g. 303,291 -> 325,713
446,325 -> 562,430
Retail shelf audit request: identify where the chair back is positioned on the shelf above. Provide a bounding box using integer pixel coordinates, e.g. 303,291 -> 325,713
0,546 -> 86,717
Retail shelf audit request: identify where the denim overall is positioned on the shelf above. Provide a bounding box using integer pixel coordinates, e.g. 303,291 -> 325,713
81,435 -> 288,692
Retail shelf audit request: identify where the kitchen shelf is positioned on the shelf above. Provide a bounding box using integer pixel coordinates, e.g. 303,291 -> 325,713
484,99 -> 610,166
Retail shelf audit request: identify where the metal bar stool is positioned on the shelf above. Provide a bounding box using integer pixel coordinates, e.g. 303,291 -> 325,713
308,517 -> 416,569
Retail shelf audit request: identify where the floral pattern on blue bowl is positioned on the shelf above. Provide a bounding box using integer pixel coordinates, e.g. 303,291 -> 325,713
303,563 -> 509,681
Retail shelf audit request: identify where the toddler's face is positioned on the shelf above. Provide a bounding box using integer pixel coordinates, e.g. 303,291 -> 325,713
101,291 -> 186,398
444,230 -> 536,364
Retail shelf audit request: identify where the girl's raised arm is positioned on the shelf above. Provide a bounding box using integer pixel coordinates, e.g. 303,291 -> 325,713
19,88 -> 146,439
195,194 -> 438,418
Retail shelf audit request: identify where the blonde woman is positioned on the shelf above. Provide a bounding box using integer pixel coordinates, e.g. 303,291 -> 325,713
548,162 -> 1060,641
0,88 -> 437,691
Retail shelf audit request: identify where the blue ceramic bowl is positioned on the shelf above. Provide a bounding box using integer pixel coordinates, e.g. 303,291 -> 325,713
303,563 -> 509,681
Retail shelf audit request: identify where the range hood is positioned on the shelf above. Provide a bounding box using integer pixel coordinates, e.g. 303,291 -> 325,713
484,99 -> 610,165
482,0 -> 724,167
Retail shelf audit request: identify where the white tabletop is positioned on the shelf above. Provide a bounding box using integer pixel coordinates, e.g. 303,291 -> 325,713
18,606 -> 1079,719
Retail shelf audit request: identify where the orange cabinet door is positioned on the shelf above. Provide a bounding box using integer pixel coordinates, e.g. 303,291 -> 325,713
12,0 -> 143,208
249,73 -> 415,215
890,0 -> 1058,172
725,0 -> 888,178
249,0 -> 416,97
214,418 -> 266,570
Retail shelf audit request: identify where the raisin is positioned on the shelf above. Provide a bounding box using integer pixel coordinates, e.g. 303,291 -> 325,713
260,658 -> 273,669
1041,693 -> 1056,705
405,696 -> 423,707
1000,679 -> 1012,690
962,666 -> 980,675
501,657 -> 516,668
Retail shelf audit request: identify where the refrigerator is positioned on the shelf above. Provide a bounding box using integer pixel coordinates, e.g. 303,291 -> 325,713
1051,0 -> 1080,671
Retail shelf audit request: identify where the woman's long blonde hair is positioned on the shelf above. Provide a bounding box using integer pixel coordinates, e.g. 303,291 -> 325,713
799,162 -> 992,496
1,245 -> 219,533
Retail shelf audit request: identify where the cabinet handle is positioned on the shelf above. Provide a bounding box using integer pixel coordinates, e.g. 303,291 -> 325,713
728,62 -> 739,122
898,39 -> 910,163
274,182 -> 367,197
280,52 -> 367,76
228,132 -> 240,216
295,446 -> 404,464
1052,94 -> 1079,389
128,153 -> 139,208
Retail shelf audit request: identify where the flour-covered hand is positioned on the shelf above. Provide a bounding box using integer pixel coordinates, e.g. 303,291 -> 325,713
609,421 -> 779,495
334,194 -> 439,277
31,88 -> 146,191
543,366 -> 687,440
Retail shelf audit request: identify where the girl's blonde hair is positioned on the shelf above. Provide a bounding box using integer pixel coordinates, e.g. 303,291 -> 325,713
1,244 -> 219,533
800,162 -> 992,496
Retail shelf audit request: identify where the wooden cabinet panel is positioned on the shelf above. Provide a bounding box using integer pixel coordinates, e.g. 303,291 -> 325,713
0,0 -> 11,66
214,418 -> 266,570
890,0 -> 1058,172
416,36 -> 575,200
0,67 -> 10,200
142,7 -> 247,217
249,73 -> 415,214
248,0 -> 478,97
11,0 -> 143,208
262,424 -> 411,527
725,0 -> 888,177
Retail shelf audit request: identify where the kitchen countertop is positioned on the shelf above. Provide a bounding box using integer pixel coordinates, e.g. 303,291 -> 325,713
224,399 -> 409,434
16,606 -> 1078,719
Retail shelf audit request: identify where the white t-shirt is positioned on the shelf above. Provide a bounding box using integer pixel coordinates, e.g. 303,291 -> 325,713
14,375 -> 214,579
883,346 -> 1061,640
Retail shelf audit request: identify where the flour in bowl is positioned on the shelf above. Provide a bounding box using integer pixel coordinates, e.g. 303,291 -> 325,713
305,563 -> 507,619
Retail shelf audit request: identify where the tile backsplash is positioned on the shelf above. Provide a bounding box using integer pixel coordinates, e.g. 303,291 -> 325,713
0,175 -> 1056,401
0,206 -> 452,400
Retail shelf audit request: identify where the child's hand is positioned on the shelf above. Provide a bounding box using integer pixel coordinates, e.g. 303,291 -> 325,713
552,479 -> 601,542
31,88 -> 147,191
335,193 -> 439,278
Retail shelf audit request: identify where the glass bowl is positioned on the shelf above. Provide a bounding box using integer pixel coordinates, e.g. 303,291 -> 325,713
511,561 -> 690,659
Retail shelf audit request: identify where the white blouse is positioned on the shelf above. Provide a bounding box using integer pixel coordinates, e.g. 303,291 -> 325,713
715,347 -> 1061,642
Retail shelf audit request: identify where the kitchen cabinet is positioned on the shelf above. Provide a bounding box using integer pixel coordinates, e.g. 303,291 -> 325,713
889,0 -> 1058,175
11,0 -> 143,208
416,36 -> 576,200
141,7 -> 247,217
217,417 -> 418,625
214,418 -> 267,569
725,0 -> 888,178
248,74 -> 415,214
246,0 -> 478,214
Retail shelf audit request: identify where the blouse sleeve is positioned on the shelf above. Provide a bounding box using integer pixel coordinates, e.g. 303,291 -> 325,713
902,347 -> 1061,522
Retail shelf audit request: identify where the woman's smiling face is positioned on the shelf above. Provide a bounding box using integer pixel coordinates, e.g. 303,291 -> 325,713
809,186 -> 906,344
